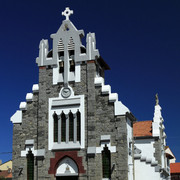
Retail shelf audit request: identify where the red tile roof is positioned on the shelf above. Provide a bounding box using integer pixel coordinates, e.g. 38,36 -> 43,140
133,120 -> 152,137
170,163 -> 180,173
0,169 -> 12,178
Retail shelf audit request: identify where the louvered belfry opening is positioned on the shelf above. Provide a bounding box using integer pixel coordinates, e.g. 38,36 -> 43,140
58,38 -> 64,73
57,37 -> 76,74
68,37 -> 75,72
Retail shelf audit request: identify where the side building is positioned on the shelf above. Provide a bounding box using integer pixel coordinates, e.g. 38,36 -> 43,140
11,7 -> 135,180
133,95 -> 171,180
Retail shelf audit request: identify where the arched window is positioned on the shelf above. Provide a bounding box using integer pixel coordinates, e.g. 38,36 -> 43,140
53,112 -> 58,142
69,111 -> 74,141
102,145 -> 111,179
61,111 -> 66,142
26,149 -> 34,180
77,110 -> 81,142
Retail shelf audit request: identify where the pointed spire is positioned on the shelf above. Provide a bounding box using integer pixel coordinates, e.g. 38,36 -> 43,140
155,93 -> 159,105
152,93 -> 163,137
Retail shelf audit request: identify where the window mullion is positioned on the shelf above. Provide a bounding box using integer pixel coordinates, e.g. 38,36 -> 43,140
58,115 -> 61,144
66,114 -> 69,143
74,113 -> 77,143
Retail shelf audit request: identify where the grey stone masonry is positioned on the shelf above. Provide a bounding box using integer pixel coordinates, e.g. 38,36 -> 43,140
153,138 -> 162,165
12,59 -> 131,180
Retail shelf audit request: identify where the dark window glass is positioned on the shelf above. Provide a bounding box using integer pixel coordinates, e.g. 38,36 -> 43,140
27,149 -> 34,180
69,111 -> 74,141
61,112 -> 66,142
59,61 -> 64,73
70,60 -> 75,72
102,145 -> 111,178
77,110 -> 81,141
58,51 -> 64,59
53,112 -> 58,142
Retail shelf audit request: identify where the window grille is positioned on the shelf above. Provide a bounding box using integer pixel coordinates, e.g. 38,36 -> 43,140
77,110 -> 81,142
52,110 -> 81,144
53,112 -> 58,142
102,145 -> 111,179
69,111 -> 74,141
61,111 -> 66,142
26,149 -> 34,180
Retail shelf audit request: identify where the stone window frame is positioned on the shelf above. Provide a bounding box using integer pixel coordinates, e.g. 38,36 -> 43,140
102,145 -> 111,179
53,110 -> 81,144
53,36 -> 81,85
49,92 -> 85,150
26,149 -> 34,180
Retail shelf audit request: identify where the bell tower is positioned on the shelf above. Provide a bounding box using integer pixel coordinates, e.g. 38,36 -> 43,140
36,7 -> 100,86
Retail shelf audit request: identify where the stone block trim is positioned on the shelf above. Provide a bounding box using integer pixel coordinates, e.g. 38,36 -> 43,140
94,77 -> 130,116
153,139 -> 161,165
48,151 -> 86,176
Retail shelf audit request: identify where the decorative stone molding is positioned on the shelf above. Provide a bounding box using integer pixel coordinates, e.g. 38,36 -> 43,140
94,77 -> 130,116
134,153 -> 158,166
96,135 -> 116,153
87,135 -> 116,155
48,86 -> 85,150
32,84 -> 39,93
21,139 -> 45,158
10,83 -> 39,124
26,93 -> 33,102
56,157 -> 78,177
10,110 -> 22,124
87,147 -> 96,155
19,102 -> 27,111
48,151 -> 85,176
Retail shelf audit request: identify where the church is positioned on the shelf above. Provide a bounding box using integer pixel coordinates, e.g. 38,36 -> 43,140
11,7 -> 171,180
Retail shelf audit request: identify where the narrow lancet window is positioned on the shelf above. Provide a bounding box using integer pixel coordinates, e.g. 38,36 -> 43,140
53,112 -> 58,142
27,149 -> 34,180
61,111 -> 66,142
102,145 -> 111,179
77,110 -> 81,142
69,111 -> 74,141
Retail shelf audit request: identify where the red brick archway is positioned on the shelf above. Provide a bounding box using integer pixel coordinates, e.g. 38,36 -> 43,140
48,151 -> 85,176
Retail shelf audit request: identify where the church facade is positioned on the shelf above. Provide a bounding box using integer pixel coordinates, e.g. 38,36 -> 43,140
11,7 -> 171,180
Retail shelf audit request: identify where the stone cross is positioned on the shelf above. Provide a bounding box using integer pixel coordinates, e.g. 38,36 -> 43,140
62,7 -> 73,20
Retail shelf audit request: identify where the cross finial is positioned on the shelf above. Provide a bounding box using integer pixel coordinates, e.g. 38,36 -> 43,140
62,7 -> 73,20
155,93 -> 159,105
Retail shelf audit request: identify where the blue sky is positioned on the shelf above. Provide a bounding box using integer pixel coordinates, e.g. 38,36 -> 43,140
0,0 -> 180,163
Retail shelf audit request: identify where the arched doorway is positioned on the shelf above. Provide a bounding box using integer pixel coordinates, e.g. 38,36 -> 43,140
56,157 -> 79,180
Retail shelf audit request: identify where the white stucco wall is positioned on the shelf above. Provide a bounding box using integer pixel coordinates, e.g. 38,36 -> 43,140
127,118 -> 133,180
134,139 -> 155,162
134,160 -> 160,180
